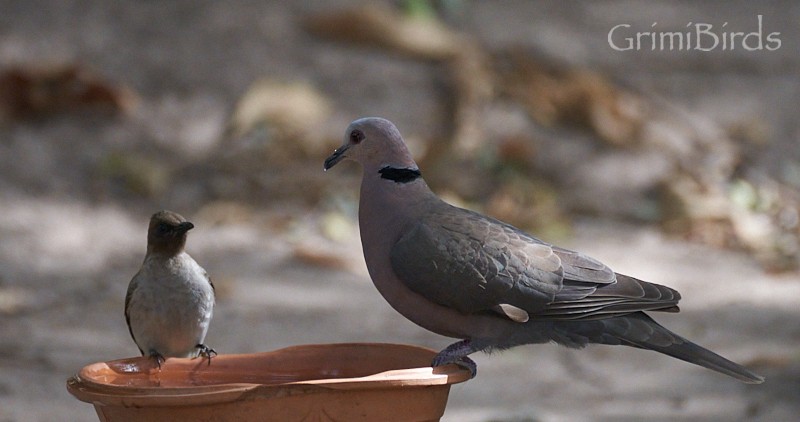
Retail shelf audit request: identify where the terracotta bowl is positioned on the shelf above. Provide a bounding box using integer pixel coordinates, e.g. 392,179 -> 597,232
67,343 -> 471,422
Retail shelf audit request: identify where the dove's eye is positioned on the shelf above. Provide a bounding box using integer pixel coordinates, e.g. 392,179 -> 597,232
350,130 -> 364,144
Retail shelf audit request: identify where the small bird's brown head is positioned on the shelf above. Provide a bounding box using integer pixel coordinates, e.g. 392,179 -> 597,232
323,117 -> 418,173
146,210 -> 194,257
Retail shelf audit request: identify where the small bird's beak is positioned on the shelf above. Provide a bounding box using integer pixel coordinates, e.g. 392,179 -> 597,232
177,222 -> 194,233
323,145 -> 349,171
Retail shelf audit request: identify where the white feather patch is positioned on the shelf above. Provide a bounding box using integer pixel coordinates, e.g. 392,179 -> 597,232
493,303 -> 530,323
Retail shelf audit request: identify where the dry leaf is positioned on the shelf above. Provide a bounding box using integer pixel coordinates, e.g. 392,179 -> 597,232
0,63 -> 136,120
291,244 -> 350,271
304,4 -> 465,61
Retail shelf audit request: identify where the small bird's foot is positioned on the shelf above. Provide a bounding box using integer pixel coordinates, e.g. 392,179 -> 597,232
431,339 -> 478,378
148,351 -> 165,369
195,343 -> 217,365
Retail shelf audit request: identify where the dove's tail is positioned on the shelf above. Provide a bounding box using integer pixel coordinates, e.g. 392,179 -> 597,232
551,311 -> 764,383
606,312 -> 764,384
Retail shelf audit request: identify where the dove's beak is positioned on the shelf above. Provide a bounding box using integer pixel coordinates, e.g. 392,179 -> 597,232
324,145 -> 349,171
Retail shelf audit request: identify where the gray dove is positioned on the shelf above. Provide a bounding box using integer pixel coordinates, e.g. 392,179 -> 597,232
125,210 -> 216,366
324,117 -> 763,384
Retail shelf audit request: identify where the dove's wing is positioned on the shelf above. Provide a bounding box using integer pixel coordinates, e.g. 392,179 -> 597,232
391,204 -> 679,322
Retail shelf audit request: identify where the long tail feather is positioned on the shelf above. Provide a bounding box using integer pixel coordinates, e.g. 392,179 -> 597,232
611,313 -> 764,384
553,312 -> 765,383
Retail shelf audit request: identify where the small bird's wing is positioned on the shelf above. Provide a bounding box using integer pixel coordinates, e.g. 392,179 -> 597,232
124,273 -> 144,355
205,270 -> 216,296
391,204 -> 680,321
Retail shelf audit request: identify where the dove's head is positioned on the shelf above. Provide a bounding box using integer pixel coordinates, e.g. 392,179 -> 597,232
147,210 -> 194,256
324,117 -> 418,173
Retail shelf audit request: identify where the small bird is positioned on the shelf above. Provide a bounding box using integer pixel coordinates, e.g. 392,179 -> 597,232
324,117 -> 764,383
125,210 -> 216,366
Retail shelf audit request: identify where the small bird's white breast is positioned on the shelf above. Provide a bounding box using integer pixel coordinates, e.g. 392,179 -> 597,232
127,252 -> 214,358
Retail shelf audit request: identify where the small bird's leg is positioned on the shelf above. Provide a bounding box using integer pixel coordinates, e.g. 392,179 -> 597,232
195,343 -> 217,365
432,339 -> 478,378
148,350 -> 165,369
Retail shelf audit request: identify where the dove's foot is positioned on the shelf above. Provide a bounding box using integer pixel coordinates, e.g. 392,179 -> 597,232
195,343 -> 217,365
432,339 -> 478,378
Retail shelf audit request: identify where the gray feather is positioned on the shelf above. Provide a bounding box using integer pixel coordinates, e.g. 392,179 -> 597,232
391,202 -> 680,321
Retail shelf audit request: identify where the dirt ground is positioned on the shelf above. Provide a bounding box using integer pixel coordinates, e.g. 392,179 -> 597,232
1,1 -> 799,421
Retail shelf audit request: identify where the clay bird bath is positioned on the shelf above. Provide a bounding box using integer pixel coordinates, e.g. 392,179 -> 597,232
67,343 -> 470,422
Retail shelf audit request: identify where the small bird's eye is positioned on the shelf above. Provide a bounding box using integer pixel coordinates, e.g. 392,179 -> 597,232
157,223 -> 170,234
350,130 -> 364,144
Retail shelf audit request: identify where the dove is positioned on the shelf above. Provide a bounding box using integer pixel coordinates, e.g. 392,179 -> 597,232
323,117 -> 763,384
125,210 -> 216,366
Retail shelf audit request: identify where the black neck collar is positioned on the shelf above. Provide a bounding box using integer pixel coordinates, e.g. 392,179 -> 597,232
379,166 -> 422,183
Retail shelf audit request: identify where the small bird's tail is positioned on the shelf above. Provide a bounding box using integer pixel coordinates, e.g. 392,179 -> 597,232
609,313 -> 764,384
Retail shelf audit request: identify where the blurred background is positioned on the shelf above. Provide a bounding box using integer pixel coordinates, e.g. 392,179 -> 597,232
1,1 -> 798,421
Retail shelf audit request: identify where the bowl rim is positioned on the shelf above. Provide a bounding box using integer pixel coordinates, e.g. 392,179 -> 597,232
66,342 -> 471,406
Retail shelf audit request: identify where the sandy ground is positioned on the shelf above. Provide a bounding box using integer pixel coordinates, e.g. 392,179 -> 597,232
1,1 -> 799,421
